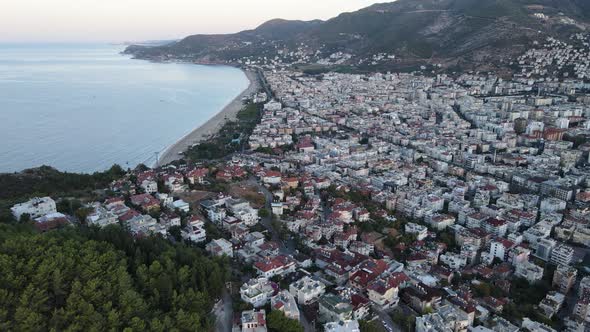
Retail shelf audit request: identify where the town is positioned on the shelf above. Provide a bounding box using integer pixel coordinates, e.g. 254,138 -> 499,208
12,33 -> 590,332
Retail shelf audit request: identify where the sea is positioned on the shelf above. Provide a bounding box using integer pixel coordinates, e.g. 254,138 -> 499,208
0,43 -> 249,173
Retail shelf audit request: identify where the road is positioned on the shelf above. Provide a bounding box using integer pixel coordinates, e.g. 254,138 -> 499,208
247,177 -> 296,255
214,288 -> 233,332
375,308 -> 403,332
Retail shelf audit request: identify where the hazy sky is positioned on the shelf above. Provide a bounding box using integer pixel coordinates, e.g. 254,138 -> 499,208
0,0 -> 384,43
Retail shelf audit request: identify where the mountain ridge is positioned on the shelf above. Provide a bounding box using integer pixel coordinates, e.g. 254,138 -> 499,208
125,0 -> 590,73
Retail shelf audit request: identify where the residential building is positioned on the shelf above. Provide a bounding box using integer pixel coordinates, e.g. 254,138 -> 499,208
318,293 -> 353,323
552,265 -> 577,294
241,278 -> 276,308
271,290 -> 300,321
325,320 -> 360,332
206,238 -> 233,257
11,197 -> 57,220
289,276 -> 326,305
240,310 -> 267,332
550,244 -> 574,266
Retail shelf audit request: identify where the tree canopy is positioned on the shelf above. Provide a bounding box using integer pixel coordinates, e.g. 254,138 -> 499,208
0,223 -> 229,331
266,310 -> 303,332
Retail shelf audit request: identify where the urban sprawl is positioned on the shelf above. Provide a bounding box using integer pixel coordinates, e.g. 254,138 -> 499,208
13,33 -> 590,332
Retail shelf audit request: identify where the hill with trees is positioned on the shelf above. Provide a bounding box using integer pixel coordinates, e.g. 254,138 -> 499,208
0,223 -> 229,331
125,0 -> 590,73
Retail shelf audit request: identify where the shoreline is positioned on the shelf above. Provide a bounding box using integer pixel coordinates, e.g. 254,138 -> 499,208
156,68 -> 260,167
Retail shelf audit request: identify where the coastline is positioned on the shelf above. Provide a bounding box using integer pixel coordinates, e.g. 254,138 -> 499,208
156,68 -> 260,167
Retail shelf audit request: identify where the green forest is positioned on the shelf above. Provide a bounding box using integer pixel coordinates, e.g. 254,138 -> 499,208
0,223 -> 229,332
0,165 -> 127,223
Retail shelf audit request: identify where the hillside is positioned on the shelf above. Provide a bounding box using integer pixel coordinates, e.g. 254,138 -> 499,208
125,0 -> 590,73
0,223 -> 228,331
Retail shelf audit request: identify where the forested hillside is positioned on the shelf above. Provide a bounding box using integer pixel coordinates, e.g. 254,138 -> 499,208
0,223 -> 229,331
126,0 -> 590,73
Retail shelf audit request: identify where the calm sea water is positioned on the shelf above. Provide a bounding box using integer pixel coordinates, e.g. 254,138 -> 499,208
0,44 -> 249,173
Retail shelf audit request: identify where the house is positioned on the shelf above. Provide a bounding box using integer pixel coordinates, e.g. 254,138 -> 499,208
426,214 -> 456,231
240,310 -> 267,332
86,204 -> 118,227
515,261 -> 544,283
182,216 -> 207,243
367,272 -> 410,308
207,207 -> 227,225
240,278 -> 276,308
140,179 -> 158,194
349,241 -> 374,256
271,201 -> 284,216
297,137 -> 315,153
324,320 -> 360,332
34,212 -> 70,232
415,313 -> 453,332
552,265 -> 577,294
254,255 -> 296,278
159,213 -> 181,228
348,259 -> 388,289
538,291 -> 565,319
271,290 -> 300,320
439,253 -> 467,270
162,173 -> 186,192
521,318 -> 557,332
130,193 -> 160,212
402,284 -> 443,314
170,199 -> 190,213
282,177 -> 299,189
289,276 -> 326,305
206,238 -> 233,257
405,222 -> 429,241
11,197 -> 57,220
156,193 -> 173,206
318,293 -> 353,323
262,170 -> 282,185
186,168 -> 209,184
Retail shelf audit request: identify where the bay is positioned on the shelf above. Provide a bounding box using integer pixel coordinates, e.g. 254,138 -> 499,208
0,44 -> 249,173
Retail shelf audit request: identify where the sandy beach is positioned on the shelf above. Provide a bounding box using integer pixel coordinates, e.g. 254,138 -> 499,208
156,69 -> 260,166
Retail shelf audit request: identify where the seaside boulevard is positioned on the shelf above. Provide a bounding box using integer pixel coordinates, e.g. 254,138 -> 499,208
156,69 -> 261,167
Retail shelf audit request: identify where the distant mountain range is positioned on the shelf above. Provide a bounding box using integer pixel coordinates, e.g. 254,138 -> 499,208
125,0 -> 590,73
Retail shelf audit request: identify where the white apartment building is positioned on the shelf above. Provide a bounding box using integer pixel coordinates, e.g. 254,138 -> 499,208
11,197 -> 57,220
240,278 -> 275,308
206,238 -> 233,258
270,290 -> 300,321
86,204 -> 118,227
439,253 -> 467,270
550,244 -> 574,266
325,320 -> 360,332
515,262 -> 544,283
289,276 -> 326,305
405,222 -> 428,240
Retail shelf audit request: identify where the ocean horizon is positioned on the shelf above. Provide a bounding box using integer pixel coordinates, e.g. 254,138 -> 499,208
0,43 -> 249,173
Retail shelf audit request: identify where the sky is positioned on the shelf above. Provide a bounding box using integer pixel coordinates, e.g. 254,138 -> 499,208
0,0 -> 384,43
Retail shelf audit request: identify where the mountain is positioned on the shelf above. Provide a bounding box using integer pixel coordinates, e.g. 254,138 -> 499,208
125,0 -> 590,73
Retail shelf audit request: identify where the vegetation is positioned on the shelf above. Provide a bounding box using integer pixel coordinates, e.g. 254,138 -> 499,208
266,310 -> 303,332
258,208 -> 270,218
0,165 -> 126,223
359,319 -> 386,332
186,103 -> 262,161
473,281 -> 504,298
0,223 -> 229,331
0,165 -> 125,201
390,310 -> 416,332
128,0 -> 590,75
